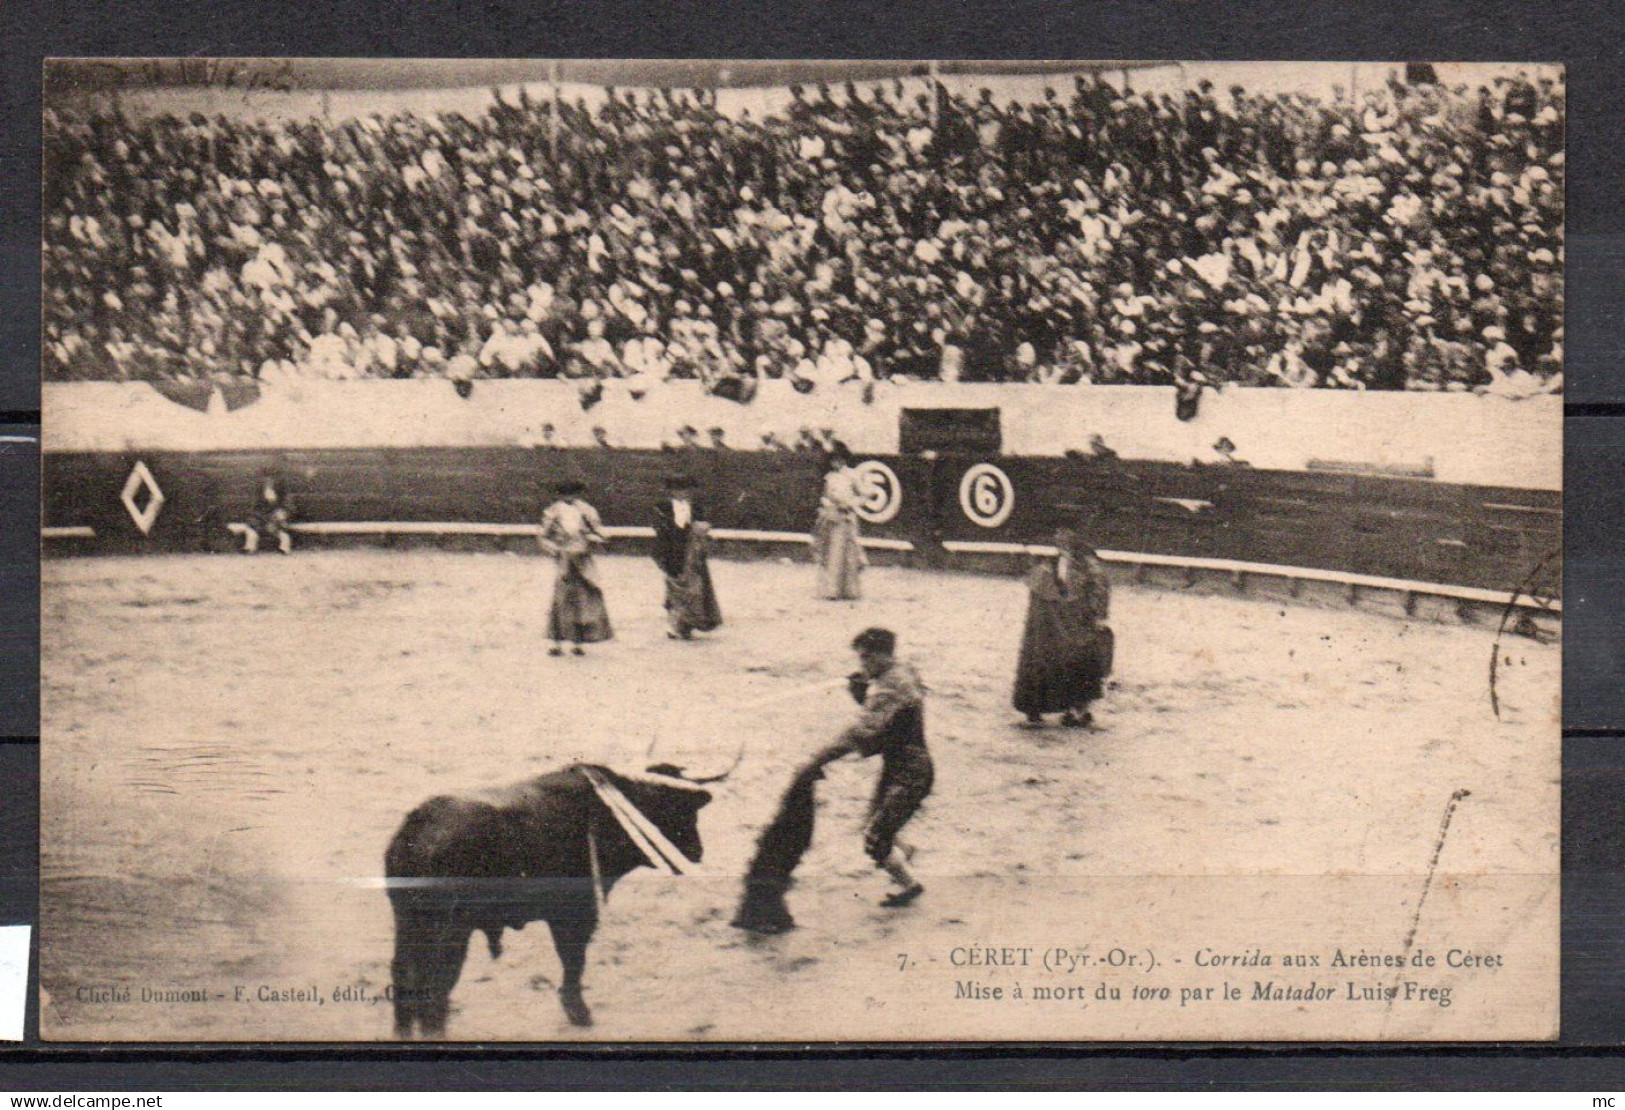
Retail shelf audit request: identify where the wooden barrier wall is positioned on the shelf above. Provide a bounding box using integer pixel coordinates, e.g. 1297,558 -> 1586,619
43,447 -> 1562,598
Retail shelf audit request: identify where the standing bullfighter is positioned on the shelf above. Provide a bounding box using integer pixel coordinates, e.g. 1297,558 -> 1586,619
811,447 -> 866,600
652,472 -> 722,640
539,478 -> 613,656
809,627 -> 932,907
1012,528 -> 1114,729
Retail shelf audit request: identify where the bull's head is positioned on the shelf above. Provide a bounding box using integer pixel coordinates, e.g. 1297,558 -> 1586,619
618,764 -> 717,867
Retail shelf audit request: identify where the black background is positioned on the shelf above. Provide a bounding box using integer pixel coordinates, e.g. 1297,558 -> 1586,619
3,0 -> 1623,1089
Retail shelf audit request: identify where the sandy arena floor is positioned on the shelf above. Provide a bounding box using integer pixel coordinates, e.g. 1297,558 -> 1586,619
40,551 -> 1560,1042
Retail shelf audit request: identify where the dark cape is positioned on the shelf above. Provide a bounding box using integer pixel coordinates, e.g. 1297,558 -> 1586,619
731,761 -> 822,934
654,501 -> 723,634
1013,557 -> 1114,716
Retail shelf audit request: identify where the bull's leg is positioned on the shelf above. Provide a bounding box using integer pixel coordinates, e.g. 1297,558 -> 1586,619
416,918 -> 472,1039
390,904 -> 472,1040
389,904 -> 428,1039
547,917 -> 594,1027
417,995 -> 453,1040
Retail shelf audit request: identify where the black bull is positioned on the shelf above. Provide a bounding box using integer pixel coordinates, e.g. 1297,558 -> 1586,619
384,764 -> 712,1036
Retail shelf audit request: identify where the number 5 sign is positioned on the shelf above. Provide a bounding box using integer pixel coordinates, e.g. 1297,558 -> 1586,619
958,463 -> 1014,528
852,459 -> 903,525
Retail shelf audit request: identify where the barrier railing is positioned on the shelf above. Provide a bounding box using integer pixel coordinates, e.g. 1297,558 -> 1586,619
941,540 -> 1559,615
45,518 -> 1555,619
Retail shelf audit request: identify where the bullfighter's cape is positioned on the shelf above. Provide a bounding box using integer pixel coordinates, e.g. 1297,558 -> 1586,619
731,760 -> 823,934
1013,555 -> 1114,716
661,518 -> 723,635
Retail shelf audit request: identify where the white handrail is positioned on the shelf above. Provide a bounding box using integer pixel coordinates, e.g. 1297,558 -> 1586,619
940,540 -> 1560,613
45,520 -> 1555,615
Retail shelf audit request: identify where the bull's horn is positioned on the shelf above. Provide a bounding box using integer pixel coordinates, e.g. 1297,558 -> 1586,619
681,738 -> 746,784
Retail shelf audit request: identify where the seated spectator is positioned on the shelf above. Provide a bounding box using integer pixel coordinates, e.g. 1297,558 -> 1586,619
569,319 -> 619,378
622,332 -> 670,398
447,344 -> 479,398
42,65 -> 1562,402
241,473 -> 295,555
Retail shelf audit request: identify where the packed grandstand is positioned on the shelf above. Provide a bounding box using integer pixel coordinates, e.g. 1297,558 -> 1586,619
43,64 -> 1563,399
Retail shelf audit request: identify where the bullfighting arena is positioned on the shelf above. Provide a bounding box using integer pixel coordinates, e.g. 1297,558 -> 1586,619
40,550 -> 1559,1041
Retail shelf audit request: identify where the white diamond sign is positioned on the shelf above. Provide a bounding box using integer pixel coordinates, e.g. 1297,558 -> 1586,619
120,460 -> 165,535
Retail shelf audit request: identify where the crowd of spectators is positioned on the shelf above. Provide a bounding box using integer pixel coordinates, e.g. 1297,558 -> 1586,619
44,67 -> 1564,398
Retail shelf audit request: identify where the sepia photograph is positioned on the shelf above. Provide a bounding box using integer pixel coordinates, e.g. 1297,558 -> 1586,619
39,58 -> 1561,1042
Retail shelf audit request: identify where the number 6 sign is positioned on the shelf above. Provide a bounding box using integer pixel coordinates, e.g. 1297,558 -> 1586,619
958,463 -> 1014,528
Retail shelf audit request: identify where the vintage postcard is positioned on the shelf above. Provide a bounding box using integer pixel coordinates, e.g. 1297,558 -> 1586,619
40,59 -> 1561,1041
